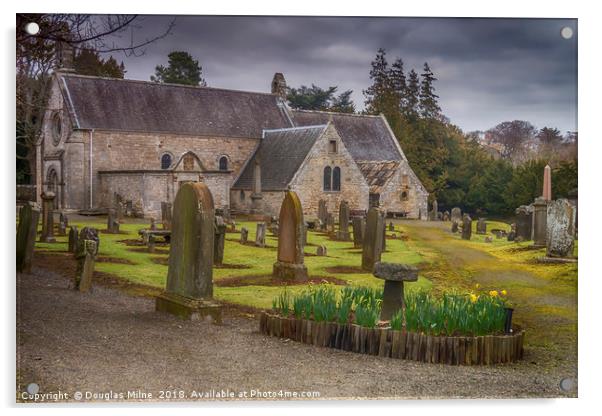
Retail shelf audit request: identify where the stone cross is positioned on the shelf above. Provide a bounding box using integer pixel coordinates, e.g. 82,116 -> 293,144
255,222 -> 266,247
336,200 -> 351,241
240,227 -> 249,244
214,215 -> 226,266
542,164 -> 552,201
273,191 -> 308,281
352,216 -> 365,248
75,239 -> 97,292
361,207 -> 384,271
532,197 -> 548,248
461,214 -> 472,240
546,199 -> 576,258
476,218 -> 487,234
155,182 -> 221,322
68,225 -> 79,253
40,192 -> 56,243
451,207 -> 462,223
161,202 -> 172,230
16,202 -> 40,273
373,262 -> 418,321
515,205 -> 533,241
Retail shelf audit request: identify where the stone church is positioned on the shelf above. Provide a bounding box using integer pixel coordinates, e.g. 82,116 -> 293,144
38,70 -> 428,219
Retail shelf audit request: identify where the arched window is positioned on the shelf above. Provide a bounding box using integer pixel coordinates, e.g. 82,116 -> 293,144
323,167 -> 332,191
219,156 -> 228,171
240,190 -> 245,201
332,167 -> 341,191
161,153 -> 172,170
51,112 -> 62,145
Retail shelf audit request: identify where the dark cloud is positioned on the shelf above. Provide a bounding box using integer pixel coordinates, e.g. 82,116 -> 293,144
106,15 -> 577,133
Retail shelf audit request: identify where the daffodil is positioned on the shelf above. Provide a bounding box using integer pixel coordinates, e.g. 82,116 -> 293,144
475,283 -> 481,289
489,290 -> 498,297
501,289 -> 507,296
470,293 -> 478,303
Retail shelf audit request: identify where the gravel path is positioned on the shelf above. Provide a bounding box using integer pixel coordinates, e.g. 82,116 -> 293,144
16,265 -> 576,402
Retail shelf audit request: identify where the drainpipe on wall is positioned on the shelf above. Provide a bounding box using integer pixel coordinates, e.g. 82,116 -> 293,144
89,129 -> 94,209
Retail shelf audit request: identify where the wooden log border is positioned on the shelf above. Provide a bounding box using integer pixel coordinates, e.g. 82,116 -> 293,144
259,312 -> 525,365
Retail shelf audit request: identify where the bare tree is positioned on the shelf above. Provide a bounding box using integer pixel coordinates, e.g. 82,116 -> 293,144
16,14 -> 175,184
484,120 -> 537,164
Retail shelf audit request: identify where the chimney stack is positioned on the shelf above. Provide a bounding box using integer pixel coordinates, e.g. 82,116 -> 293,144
271,73 -> 287,100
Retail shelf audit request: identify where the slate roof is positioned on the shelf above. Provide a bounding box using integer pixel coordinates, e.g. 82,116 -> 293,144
233,126 -> 327,191
58,73 -> 292,137
290,110 -> 403,162
356,161 -> 401,193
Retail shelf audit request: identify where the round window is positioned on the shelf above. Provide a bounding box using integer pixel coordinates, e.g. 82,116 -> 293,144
51,112 -> 62,145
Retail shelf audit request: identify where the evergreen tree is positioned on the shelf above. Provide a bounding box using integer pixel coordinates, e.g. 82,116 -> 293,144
419,62 -> 441,119
363,48 -> 395,115
74,48 -> 126,78
405,69 -> 420,120
287,84 -> 355,113
330,90 -> 356,113
389,58 -> 406,113
151,51 -> 206,86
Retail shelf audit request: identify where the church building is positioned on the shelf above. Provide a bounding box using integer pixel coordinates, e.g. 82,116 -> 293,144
38,70 -> 428,220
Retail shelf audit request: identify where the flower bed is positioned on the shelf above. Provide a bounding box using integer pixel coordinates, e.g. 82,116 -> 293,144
261,285 -> 525,365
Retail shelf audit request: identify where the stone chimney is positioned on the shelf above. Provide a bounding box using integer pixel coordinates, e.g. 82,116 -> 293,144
271,73 -> 287,100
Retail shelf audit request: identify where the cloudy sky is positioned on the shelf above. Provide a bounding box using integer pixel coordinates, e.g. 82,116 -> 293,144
109,15 -> 577,134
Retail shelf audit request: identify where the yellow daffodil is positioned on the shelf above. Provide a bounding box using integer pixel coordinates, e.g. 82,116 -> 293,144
470,293 -> 478,303
475,283 -> 481,289
489,290 -> 498,297
501,289 -> 507,296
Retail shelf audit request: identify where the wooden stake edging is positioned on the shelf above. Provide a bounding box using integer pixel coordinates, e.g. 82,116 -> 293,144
259,312 -> 524,365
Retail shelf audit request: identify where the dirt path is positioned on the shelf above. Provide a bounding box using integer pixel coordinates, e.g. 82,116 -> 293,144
17,259 -> 577,402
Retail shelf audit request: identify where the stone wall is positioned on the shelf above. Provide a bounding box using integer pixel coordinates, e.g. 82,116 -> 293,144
379,161 -> 428,219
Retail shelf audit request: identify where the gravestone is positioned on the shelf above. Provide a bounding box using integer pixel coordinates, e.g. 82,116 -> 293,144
273,191 -> 308,281
546,199 -> 576,258
114,192 -> 125,220
240,227 -> 249,244
214,216 -> 226,266
68,225 -> 79,253
336,201 -> 351,241
269,223 -> 279,236
40,192 -> 56,243
125,200 -> 133,217
155,182 -> 221,322
451,221 -> 459,233
352,216 -> 365,248
484,236 -> 493,243
150,217 -> 157,231
451,207 -> 462,223
316,245 -> 327,256
59,212 -> 68,228
74,239 -> 97,292
161,202 -> 172,230
326,213 -> 335,235
373,262 -> 418,321
515,205 -> 533,241
148,234 -> 156,253
361,207 -> 385,271
57,220 -> 67,236
543,164 -> 552,201
389,222 -> 395,232
318,199 -> 328,228
16,202 -> 40,273
429,200 -> 438,221
302,224 -> 308,248
255,223 -> 266,247
461,214 -> 472,240
532,197 -> 548,248
107,209 -> 120,234
507,224 -> 516,241
79,227 -> 100,255
443,211 -> 450,221
476,218 -> 487,234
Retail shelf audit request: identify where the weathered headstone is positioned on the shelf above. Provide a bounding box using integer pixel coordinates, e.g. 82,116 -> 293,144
79,227 -> 100,255
484,236 -> 493,243
543,164 -> 552,201
532,197 -> 548,248
74,239 -> 97,292
336,201 -> 351,241
546,199 -> 576,258
515,205 -> 533,241
150,217 -> 157,231
443,211 -> 450,221
240,227 -> 249,244
361,207 -> 385,271
461,214 -> 472,240
476,218 -> 487,235
107,208 -> 120,234
507,224 -> 516,241
451,221 -> 459,233
429,200 -> 439,221
161,201 -> 172,230
16,202 -> 40,273
269,223 -> 279,236
388,222 -> 395,232
125,200 -> 133,217
255,222 -> 266,247
155,182 -> 221,322
273,191 -> 308,281
316,244 -> 327,256
114,192 -> 124,220
451,207 -> 462,223
68,225 -> 79,253
373,262 -> 418,321
352,216 -> 365,248
148,234 -> 156,253
318,199 -> 328,228
326,213 -> 335,235
57,220 -> 67,236
40,192 -> 56,243
214,216 -> 226,266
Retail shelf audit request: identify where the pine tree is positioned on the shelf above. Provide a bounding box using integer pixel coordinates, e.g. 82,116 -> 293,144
73,48 -> 126,78
404,69 -> 420,120
419,62 -> 441,119
389,58 -> 406,114
151,51 -> 206,86
363,48 -> 394,115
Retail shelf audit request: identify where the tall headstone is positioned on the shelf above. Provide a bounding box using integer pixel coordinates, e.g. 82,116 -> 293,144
336,201 -> 351,241
16,202 -> 40,273
542,164 -> 552,201
150,217 -> 157,231
507,224 -> 516,242
361,207 -> 385,271
114,192 -> 125,220
476,218 -> 487,235
147,234 -> 156,253
451,221 -> 459,233
155,182 -> 221,322
326,213 -> 335,235
451,207 -> 462,223
74,239 -> 97,292
107,208 -> 120,233
214,216 -> 226,266
79,227 -> 100,255
40,192 -> 56,243
443,211 -> 450,221
273,191 -> 308,281
255,223 -> 266,247
429,200 -> 438,221
532,197 -> 548,248
68,225 -> 79,253
318,199 -> 328,227
546,199 -> 576,258
240,227 -> 249,244
161,202 -> 172,230
515,205 -> 533,241
352,216 -> 365,248
461,214 -> 472,240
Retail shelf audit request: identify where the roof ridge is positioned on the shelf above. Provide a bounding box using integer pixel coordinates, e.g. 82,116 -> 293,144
291,109 -> 382,119
263,124 -> 327,134
57,72 -> 280,97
